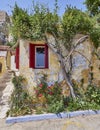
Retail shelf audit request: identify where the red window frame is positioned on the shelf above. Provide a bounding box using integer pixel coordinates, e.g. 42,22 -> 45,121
15,46 -> 19,69
29,43 -> 49,69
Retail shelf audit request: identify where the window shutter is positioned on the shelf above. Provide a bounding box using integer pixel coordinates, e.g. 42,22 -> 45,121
29,43 -> 35,68
16,47 -> 19,69
45,44 -> 49,68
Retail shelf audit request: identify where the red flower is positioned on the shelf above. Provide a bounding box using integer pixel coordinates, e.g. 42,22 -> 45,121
39,84 -> 43,88
48,91 -> 53,95
38,93 -> 43,97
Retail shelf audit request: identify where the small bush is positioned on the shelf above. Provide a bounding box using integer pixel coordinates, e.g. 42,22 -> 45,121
67,84 -> 100,111
8,75 -> 100,116
8,75 -> 35,116
34,80 -> 65,113
85,85 -> 100,105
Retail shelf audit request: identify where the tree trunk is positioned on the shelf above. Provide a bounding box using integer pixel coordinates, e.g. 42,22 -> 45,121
45,34 -> 89,99
58,53 -> 76,99
46,40 -> 76,99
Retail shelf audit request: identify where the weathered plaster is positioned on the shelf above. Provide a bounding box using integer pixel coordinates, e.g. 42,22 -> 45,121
11,55 -> 16,71
6,51 -> 11,69
91,54 -> 100,86
19,39 -> 64,95
0,57 -> 6,75
71,35 -> 93,86
19,34 -> 100,95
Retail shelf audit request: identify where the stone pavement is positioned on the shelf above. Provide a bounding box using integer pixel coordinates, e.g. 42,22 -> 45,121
0,114 -> 100,130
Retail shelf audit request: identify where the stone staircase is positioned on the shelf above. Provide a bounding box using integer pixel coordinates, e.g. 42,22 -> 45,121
0,70 -> 13,105
0,70 -> 14,118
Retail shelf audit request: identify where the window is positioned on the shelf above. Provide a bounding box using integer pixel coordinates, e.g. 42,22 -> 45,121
35,46 -> 45,68
29,43 -> 48,69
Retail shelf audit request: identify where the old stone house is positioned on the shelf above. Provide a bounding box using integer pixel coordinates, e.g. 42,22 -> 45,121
15,39 -> 64,94
15,34 -> 100,95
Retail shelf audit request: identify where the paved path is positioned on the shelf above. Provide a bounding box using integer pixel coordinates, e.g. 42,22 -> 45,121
0,114 -> 100,130
0,71 -> 14,119
0,71 -> 12,101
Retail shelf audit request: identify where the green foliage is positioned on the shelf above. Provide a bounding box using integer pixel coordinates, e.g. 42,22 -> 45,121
29,3 -> 59,40
8,75 -> 100,116
85,85 -> 100,105
47,100 -> 64,113
6,41 -> 15,47
11,3 -> 59,41
8,75 -> 34,116
11,3 -> 99,49
67,84 -> 100,111
67,97 -> 100,111
90,27 -> 100,48
84,0 -> 100,16
12,75 -> 25,88
11,3 -> 31,40
89,14 -> 100,48
62,7 -> 93,49
34,75 -> 65,113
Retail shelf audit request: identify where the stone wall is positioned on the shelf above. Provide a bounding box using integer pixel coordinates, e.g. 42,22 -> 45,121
0,57 -> 6,76
71,34 -> 100,88
91,49 -> 100,87
11,55 -> 17,71
6,51 -> 11,69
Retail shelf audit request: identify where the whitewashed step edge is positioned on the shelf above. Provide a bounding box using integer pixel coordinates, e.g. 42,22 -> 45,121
6,110 -> 100,124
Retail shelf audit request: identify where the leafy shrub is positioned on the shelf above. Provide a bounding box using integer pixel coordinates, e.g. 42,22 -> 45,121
90,27 -> 100,48
67,84 -> 100,111
8,75 -> 35,116
85,85 -> 100,105
8,75 -> 100,116
34,75 -> 65,113
47,100 -> 64,113
8,75 -> 65,116
62,7 -> 93,48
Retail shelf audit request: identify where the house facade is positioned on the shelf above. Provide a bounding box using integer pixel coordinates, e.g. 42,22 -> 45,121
15,34 -> 100,95
16,39 -> 64,95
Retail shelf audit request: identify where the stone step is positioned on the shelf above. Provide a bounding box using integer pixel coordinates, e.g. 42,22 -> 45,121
0,84 -> 6,88
0,71 -> 13,103
0,78 -> 12,82
0,77 -> 11,81
0,86 -> 6,90
2,74 -> 12,79
0,72 -> 12,82
0,70 -> 13,81
0,87 -> 6,92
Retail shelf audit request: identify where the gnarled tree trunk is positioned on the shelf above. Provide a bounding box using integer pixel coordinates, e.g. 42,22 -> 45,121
45,33 -> 89,99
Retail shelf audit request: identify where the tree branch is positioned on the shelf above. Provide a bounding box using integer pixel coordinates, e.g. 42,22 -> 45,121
74,35 -> 89,48
74,50 -> 91,65
64,35 -> 89,62
45,34 -> 76,99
